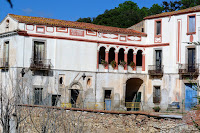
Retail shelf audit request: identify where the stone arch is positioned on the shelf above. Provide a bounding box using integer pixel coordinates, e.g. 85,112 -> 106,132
69,81 -> 83,108
69,81 -> 83,90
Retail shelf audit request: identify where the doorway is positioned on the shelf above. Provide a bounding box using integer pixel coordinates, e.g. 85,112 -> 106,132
71,89 -> 79,108
125,78 -> 143,111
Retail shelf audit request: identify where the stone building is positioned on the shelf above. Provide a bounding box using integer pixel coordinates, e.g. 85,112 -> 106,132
0,5 -> 200,111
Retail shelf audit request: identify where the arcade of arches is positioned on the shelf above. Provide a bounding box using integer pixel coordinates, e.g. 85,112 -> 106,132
97,47 -> 146,71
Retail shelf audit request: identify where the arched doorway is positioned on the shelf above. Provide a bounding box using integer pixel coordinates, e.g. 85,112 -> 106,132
125,78 -> 143,111
69,82 -> 82,108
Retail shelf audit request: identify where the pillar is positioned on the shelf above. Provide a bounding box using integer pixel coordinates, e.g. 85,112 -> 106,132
115,52 -> 118,70
124,52 -> 128,70
142,54 -> 145,71
105,51 -> 109,70
97,51 -> 99,70
133,53 -> 136,71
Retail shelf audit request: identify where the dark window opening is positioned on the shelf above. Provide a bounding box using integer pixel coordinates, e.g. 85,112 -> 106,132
188,48 -> 195,72
136,50 -> 142,66
128,49 -> 133,65
87,78 -> 91,86
189,16 -> 195,33
141,28 -> 144,32
156,21 -> 161,35
153,86 -> 161,103
52,95 -> 61,106
59,77 -> 63,84
71,89 -> 79,107
105,90 -> 111,99
99,47 -> 105,64
2,41 -> 9,72
34,88 -> 43,105
118,48 -> 124,65
109,48 -> 115,64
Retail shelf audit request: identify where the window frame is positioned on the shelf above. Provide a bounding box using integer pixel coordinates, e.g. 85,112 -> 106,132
187,14 -> 196,35
153,86 -> 161,104
154,19 -> 162,37
34,88 -> 43,105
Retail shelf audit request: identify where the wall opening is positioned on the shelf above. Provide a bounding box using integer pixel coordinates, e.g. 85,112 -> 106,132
125,78 -> 143,111
104,90 -> 112,110
71,89 -> 79,108
99,47 -> 106,64
118,48 -> 124,64
128,49 -> 133,65
153,86 -> 161,104
109,48 -> 115,64
136,50 -> 143,66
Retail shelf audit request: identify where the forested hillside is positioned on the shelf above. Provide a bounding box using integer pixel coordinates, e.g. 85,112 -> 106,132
77,0 -> 200,28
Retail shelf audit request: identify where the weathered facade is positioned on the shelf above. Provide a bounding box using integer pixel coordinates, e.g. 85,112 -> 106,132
0,5 -> 200,111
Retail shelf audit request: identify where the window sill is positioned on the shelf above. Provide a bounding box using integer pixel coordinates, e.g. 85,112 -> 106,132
186,32 -> 196,35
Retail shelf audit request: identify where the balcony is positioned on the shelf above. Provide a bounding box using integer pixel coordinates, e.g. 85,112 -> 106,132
0,58 -> 9,69
178,64 -> 199,77
30,58 -> 52,70
148,65 -> 164,76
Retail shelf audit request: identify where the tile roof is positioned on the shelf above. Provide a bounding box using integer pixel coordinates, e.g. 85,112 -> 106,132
9,14 -> 147,37
144,5 -> 200,19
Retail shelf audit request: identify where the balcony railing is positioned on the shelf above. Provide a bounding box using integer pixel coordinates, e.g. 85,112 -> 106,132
30,58 -> 52,70
178,64 -> 199,75
0,58 -> 9,69
148,65 -> 164,76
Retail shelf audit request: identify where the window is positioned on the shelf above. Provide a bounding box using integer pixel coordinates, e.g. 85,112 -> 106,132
34,88 -> 43,105
3,41 -> 9,67
155,50 -> 162,70
153,86 -> 161,103
156,21 -> 161,35
188,15 -> 196,33
59,74 -> 65,85
34,41 -> 45,61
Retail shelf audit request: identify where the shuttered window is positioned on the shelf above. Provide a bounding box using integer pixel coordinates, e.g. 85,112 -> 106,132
153,86 -> 161,103
34,41 -> 45,60
34,88 -> 43,105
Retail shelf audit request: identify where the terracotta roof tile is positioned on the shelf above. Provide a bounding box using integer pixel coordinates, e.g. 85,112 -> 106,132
144,5 -> 200,19
9,14 -> 147,37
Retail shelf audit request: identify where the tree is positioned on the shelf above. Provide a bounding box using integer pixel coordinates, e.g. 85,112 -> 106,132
162,1 -> 181,12
180,0 -> 199,9
77,17 -> 92,23
149,4 -> 164,15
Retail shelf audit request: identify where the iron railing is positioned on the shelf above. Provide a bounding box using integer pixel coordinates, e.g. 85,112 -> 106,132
148,65 -> 164,75
0,58 -> 9,68
178,64 -> 199,75
30,58 -> 52,70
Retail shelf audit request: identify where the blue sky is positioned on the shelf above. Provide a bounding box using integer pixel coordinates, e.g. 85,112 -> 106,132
0,0 -> 170,22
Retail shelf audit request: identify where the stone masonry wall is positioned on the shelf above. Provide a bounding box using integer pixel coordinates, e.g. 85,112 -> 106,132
17,107 -> 198,133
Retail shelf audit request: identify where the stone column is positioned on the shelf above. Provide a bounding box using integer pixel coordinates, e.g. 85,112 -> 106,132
105,51 -> 109,70
97,51 -> 99,70
133,53 -> 136,71
142,54 -> 145,71
115,51 -> 118,70
124,52 -> 128,70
